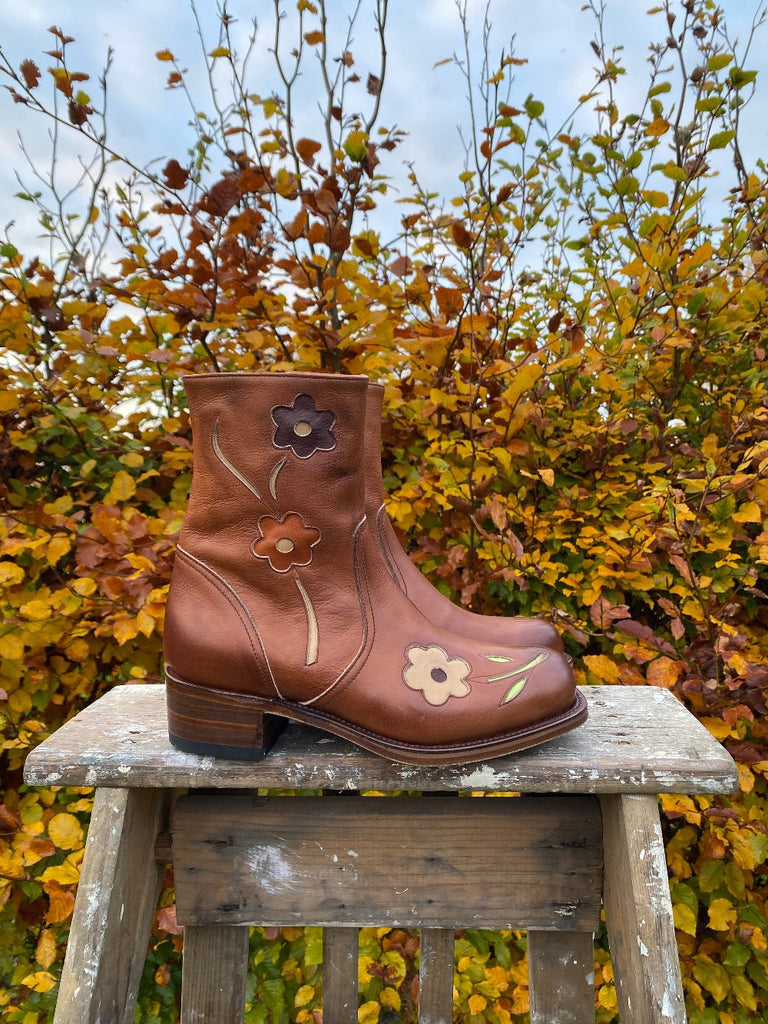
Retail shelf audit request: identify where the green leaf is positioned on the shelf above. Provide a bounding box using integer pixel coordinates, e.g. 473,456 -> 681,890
722,942 -> 751,969
502,679 -> 527,704
729,67 -> 758,88
707,53 -> 733,72
615,174 -> 639,197
524,96 -> 544,119
0,243 -> 18,260
709,130 -> 736,151
493,939 -> 512,969
465,929 -> 490,955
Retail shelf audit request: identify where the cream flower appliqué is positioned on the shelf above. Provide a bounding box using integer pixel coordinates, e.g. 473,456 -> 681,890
403,645 -> 471,706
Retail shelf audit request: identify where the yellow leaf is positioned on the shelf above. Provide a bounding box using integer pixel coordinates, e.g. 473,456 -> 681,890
0,562 -> 25,584
9,689 -> 32,713
597,984 -> 618,1012
107,469 -> 136,504
47,813 -> 84,851
380,987 -> 401,1011
646,117 -> 670,136
344,130 -> 368,162
112,616 -> 140,645
738,763 -> 754,793
64,638 -> 89,662
20,971 -> 57,993
673,902 -> 698,936
155,49 -> 175,61
136,608 -> 156,638
583,654 -> 620,684
358,1001 -> 380,1024
538,467 -> 555,486
40,861 -> 80,886
358,955 -> 375,985
708,898 -> 737,931
294,985 -> 315,1008
35,929 -> 57,969
20,598 -> 51,620
692,958 -> 730,1002
47,535 -> 72,564
0,634 -> 24,660
733,501 -> 762,523
208,46 -> 230,58
701,716 -> 731,741
468,994 -> 487,1014
73,577 -> 97,596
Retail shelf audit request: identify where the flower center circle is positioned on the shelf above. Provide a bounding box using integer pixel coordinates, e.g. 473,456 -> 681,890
293,420 -> 312,437
275,538 -> 295,554
430,667 -> 448,683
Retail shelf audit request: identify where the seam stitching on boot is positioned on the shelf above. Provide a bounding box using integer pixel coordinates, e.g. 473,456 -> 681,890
176,544 -> 282,699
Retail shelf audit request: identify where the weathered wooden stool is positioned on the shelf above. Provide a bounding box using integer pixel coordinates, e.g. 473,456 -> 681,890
24,684 -> 737,1024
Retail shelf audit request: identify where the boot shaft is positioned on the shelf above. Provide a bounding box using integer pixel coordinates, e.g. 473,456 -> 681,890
181,372 -> 370,557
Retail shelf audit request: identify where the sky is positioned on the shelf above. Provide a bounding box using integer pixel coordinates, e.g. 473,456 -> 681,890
0,0 -> 766,259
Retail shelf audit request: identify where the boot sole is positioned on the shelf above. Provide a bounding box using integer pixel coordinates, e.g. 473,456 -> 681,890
166,672 -> 588,766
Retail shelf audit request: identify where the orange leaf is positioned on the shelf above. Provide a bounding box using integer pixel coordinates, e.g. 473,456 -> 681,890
296,138 -> 322,164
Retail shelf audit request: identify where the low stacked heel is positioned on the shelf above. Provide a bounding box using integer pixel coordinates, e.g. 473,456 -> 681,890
166,674 -> 287,760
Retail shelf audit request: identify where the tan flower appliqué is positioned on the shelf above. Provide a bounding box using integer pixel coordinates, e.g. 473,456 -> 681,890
251,512 -> 321,573
403,645 -> 471,706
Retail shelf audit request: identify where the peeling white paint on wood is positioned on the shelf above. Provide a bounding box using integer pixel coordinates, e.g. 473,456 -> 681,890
24,684 -> 739,795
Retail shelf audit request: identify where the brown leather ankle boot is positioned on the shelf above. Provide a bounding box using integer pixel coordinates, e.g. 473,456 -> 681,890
366,384 -> 564,651
164,372 -> 586,764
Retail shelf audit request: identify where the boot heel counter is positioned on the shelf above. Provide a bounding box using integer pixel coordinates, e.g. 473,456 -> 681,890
164,548 -> 275,695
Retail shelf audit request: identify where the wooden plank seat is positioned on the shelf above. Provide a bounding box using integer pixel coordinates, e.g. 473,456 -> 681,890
23,684 -> 738,1024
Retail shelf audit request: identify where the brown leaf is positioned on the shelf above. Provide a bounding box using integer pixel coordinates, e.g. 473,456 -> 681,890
162,159 -> 189,191
296,138 -> 322,164
451,221 -> 473,249
614,619 -> 656,641
388,255 -> 411,277
156,904 -> 184,935
367,73 -> 381,95
68,99 -> 90,126
19,60 -> 41,89
303,30 -> 325,46
48,26 -> 75,44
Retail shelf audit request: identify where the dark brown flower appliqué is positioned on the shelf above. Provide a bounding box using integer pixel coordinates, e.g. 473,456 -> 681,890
251,512 -> 322,573
271,393 -> 336,459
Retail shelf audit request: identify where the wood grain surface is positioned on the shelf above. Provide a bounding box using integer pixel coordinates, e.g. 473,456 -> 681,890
24,684 -> 738,795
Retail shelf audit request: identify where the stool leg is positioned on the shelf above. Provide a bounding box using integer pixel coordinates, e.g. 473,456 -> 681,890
181,925 -> 249,1023
53,787 -> 168,1024
323,927 -> 359,1024
528,930 -> 595,1023
600,794 -> 686,1023
419,928 -> 455,1024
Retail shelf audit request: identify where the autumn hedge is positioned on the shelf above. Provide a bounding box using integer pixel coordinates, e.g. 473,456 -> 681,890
1,1 -> 767,1021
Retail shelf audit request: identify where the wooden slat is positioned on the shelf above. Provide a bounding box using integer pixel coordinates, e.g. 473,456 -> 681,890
323,928 -> 359,1024
181,925 -> 249,1024
173,794 -> 602,930
528,930 -> 595,1024
53,788 -> 168,1024
23,684 -> 739,795
418,929 -> 455,1024
600,794 -> 686,1023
